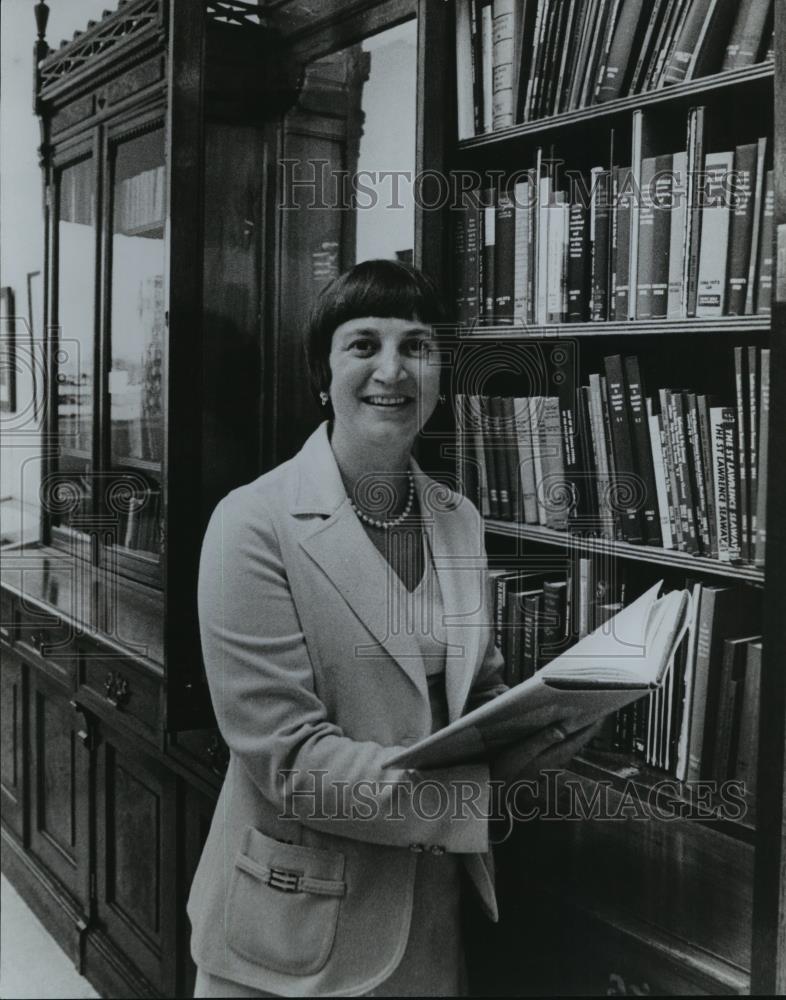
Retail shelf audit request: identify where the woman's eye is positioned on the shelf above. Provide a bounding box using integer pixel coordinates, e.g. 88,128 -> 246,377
406,340 -> 431,356
349,339 -> 374,355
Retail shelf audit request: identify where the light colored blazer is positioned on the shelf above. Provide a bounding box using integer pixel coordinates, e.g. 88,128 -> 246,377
188,421 -> 507,997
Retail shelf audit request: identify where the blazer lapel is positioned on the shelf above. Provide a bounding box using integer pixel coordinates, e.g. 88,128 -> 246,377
412,464 -> 481,724
293,424 -> 428,703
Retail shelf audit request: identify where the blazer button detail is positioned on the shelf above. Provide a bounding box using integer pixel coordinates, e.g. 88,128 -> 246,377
408,843 -> 425,853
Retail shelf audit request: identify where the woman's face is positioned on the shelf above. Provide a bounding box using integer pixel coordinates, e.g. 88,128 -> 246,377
327,315 -> 441,450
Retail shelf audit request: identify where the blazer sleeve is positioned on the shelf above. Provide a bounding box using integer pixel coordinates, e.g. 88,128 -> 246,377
198,489 -> 491,855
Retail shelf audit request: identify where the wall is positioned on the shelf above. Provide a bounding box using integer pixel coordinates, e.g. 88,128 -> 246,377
0,0 -> 108,543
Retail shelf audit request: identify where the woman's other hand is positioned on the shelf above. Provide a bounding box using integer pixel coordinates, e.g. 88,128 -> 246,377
490,719 -> 603,786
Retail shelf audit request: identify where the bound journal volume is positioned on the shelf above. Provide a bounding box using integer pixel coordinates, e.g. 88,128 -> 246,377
384,581 -> 691,770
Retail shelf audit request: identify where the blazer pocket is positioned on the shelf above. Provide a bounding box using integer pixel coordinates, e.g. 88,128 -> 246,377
227,826 -> 346,976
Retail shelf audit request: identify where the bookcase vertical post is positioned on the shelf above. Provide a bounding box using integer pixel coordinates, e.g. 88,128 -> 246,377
751,2 -> 786,992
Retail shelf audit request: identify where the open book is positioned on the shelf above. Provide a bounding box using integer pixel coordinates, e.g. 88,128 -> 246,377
384,581 -> 692,770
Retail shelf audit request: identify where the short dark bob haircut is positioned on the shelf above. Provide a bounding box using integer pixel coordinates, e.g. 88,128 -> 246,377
305,258 -> 446,408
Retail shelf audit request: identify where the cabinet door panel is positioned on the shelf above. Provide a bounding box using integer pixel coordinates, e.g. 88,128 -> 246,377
0,649 -> 27,839
95,730 -> 176,995
28,670 -> 90,913
179,783 -> 217,998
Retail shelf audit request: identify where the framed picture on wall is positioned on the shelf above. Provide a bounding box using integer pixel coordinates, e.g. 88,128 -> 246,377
1,286 -> 16,413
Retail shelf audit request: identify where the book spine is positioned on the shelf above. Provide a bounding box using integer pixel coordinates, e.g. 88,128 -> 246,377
604,354 -> 643,542
540,396 -> 569,529
588,373 -> 615,538
567,199 -> 590,321
495,189 -> 516,323
456,0 -> 476,139
481,1 -> 495,132
480,395 -> 501,518
725,143 -> 758,315
658,387 -> 684,550
628,110 -> 643,319
723,0 -> 772,70
491,395 -> 513,520
500,394 -> 523,520
744,137 -> 767,314
722,407 -> 742,562
734,641 -> 762,812
513,179 -> 530,323
590,167 -> 610,320
483,193 -> 497,321
522,592 -> 543,677
614,166 -> 632,319
733,346 -> 751,562
696,150 -> 734,316
710,406 -> 731,561
685,393 -> 711,554
650,153 -> 673,318
672,391 -> 701,554
514,397 -> 539,524
529,396 -> 548,525
541,581 -> 569,665
596,0 -> 646,102
646,396 -> 674,548
491,0 -> 517,130
755,170 -> 775,314
696,394 -> 719,559
667,150 -> 688,318
754,349 -> 769,566
685,105 -> 706,317
465,199 -> 482,324
546,200 -> 568,323
608,165 -> 619,320
636,156 -> 657,319
654,0 -> 693,86
624,355 -> 662,545
469,394 -> 491,516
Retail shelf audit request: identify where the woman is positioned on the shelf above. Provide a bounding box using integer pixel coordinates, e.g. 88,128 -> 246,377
189,260 -> 594,997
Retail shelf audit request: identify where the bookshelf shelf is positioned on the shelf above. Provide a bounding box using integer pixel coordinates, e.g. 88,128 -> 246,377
458,62 -> 774,151
457,316 -> 771,340
484,519 -> 765,584
570,754 -> 757,846
114,455 -> 162,474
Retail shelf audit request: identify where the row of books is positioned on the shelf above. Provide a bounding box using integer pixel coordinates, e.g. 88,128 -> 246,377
109,484 -> 162,556
492,564 -> 762,805
456,0 -> 774,137
453,130 -> 774,326
115,165 -> 166,235
455,347 -> 771,566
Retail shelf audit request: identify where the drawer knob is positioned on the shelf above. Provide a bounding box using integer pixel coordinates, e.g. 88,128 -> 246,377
607,972 -> 651,996
206,734 -> 229,774
103,671 -> 130,708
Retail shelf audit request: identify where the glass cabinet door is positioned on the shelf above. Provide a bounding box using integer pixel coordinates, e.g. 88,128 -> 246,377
104,126 -> 166,585
51,156 -> 96,551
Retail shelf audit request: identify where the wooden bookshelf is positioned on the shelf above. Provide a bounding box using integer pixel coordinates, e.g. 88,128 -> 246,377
459,62 -> 774,151
485,519 -> 765,584
446,1 -> 786,993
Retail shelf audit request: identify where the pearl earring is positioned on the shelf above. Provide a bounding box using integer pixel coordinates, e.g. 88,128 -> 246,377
319,391 -> 329,407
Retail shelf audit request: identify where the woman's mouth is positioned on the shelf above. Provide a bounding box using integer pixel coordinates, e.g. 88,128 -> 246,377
361,395 -> 412,408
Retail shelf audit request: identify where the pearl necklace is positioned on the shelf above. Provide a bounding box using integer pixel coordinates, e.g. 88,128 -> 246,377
349,471 -> 415,530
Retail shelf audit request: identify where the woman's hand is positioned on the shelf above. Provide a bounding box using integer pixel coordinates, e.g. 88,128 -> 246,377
490,719 -> 602,787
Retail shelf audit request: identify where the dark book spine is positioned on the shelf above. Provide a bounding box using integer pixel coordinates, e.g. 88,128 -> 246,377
522,592 -> 543,678
596,0 -> 646,101
726,143 -> 758,315
482,193 -> 496,322
490,395 -> 512,520
604,354 -> 642,542
722,407 -> 742,562
662,0 -> 708,84
755,350 -> 770,566
567,200 -> 590,321
470,0 -> 484,132
614,166 -> 632,319
733,347 -> 751,562
541,581 -> 569,665
578,386 -> 601,523
499,394 -> 522,521
453,210 -> 468,325
608,166 -> 619,320
636,156 -> 657,319
748,345 -> 760,551
480,395 -> 500,518
686,105 -> 706,317
494,191 -> 516,323
756,170 -> 775,314
685,393 -> 712,555
650,153 -> 673,319
723,0 -> 773,69
696,394 -> 719,558
590,168 -> 611,320
540,0 -> 571,116
504,588 -> 523,686
672,391 -> 701,555
690,0 -> 738,79
623,355 -> 662,545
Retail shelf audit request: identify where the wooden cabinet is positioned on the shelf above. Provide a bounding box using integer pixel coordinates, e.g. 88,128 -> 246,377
0,649 -> 27,842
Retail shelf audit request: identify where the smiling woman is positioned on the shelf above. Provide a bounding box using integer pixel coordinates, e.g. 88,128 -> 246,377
189,259 -> 595,997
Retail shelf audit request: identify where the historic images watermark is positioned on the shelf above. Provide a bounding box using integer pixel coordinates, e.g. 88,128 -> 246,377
279,159 -> 752,214
278,768 -> 749,841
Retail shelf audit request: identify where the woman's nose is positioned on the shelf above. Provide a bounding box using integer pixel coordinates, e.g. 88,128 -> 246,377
373,347 -> 407,382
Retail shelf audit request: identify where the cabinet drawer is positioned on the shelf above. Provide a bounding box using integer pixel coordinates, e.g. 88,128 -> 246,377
78,648 -> 162,740
15,603 -> 79,689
